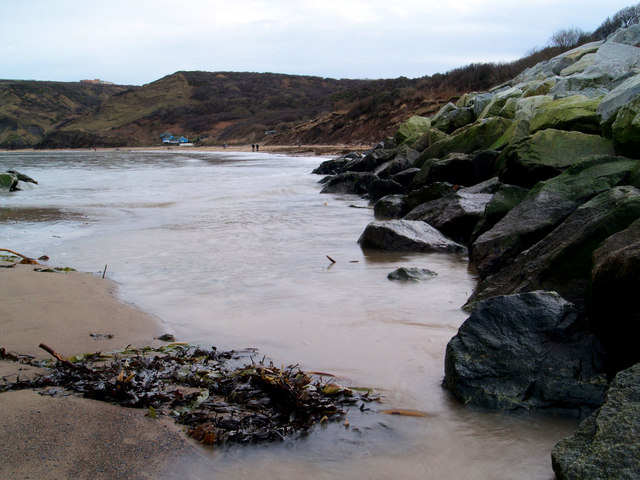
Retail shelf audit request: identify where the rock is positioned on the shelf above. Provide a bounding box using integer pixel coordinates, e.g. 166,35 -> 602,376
473,155 -> 637,278
374,145 -> 420,178
432,104 -> 475,134
357,220 -> 466,253
470,184 -> 529,244
387,267 -> 437,281
395,116 -> 431,146
411,150 -> 500,188
468,186 -> 640,309
498,129 -> 615,188
6,170 -> 38,185
390,167 -> 420,187
457,177 -> 502,195
589,218 -> 640,373
0,172 -> 18,192
443,291 -> 607,413
478,87 -> 524,119
597,72 -> 640,126
528,95 -> 604,135
611,95 -> 640,158
320,172 -> 378,195
367,178 -> 406,202
416,117 -> 512,163
405,191 -> 493,244
405,182 -> 457,211
374,195 -> 408,219
608,23 -> 640,46
312,157 -> 353,175
559,53 -> 596,77
552,363 -> 640,480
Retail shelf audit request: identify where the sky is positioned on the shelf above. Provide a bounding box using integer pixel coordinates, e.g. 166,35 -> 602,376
0,0 -> 636,85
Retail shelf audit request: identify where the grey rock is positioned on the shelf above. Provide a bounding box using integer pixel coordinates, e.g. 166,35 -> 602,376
552,363 -> 640,480
390,167 -> 420,187
373,195 -> 408,220
320,172 -> 378,195
598,72 -> 640,125
358,220 -> 466,253
387,267 -> 437,281
367,178 -> 406,202
444,291 -> 607,413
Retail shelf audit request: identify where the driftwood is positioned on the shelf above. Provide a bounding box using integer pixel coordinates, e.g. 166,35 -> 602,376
0,248 -> 40,265
39,343 -> 84,370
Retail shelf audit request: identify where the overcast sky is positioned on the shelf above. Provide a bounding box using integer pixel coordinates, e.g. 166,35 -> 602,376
1,0 -> 635,85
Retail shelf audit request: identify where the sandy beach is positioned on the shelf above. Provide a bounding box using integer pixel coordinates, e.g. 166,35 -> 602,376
0,261 -> 197,479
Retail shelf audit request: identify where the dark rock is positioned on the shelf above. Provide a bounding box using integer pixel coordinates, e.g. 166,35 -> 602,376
471,155 -> 639,279
348,148 -> 396,172
374,195 -> 408,219
470,184 -> 529,244
405,191 -> 493,244
367,179 -> 406,203
405,182 -> 457,211
375,146 -> 420,179
312,157 -> 352,175
411,150 -> 500,188
552,363 -> 640,480
458,177 -> 502,194
0,172 -> 18,192
444,291 -> 607,413
390,168 -> 420,187
387,267 -> 438,281
6,170 -> 38,185
467,186 -> 640,309
589,218 -> 640,374
320,172 -> 378,195
358,220 -> 466,253
497,129 -> 615,188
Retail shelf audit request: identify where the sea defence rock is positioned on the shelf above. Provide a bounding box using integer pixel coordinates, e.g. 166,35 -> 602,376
552,362 -> 640,480
498,129 -> 616,188
472,155 -> 639,278
395,115 -> 431,146
405,182 -> 457,211
312,156 -> 353,175
611,95 -> 640,158
416,117 -> 512,165
405,191 -> 493,245
320,172 -> 378,195
470,184 -> 529,244
0,172 -> 18,192
390,167 -> 420,187
598,72 -> 640,126
373,195 -> 408,220
528,95 -> 603,135
589,218 -> 640,373
431,103 -> 475,134
387,267 -> 437,281
411,150 -> 500,188
374,146 -> 419,179
367,178 -> 406,202
443,291 -> 607,413
468,186 -> 640,308
358,220 -> 466,253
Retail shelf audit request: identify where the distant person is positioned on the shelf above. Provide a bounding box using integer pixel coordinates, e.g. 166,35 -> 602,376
256,144 -> 259,151
252,144 -> 255,152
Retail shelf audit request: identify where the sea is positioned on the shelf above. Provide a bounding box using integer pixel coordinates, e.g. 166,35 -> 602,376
0,149 -> 577,479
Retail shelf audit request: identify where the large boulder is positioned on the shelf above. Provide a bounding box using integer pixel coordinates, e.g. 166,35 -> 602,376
367,178 -> 406,202
390,167 -> 420,187
320,172 -> 378,195
472,155 -> 638,278
405,182 -> 457,211
597,72 -> 640,126
432,104 -> 475,134
405,191 -> 493,245
468,186 -> 640,309
373,195 -> 408,220
411,150 -> 500,188
498,129 -> 615,188
589,218 -> 640,374
470,184 -> 529,244
374,145 -> 420,178
552,362 -> 640,480
611,95 -> 640,158
395,116 -> 431,146
357,220 -> 465,253
528,95 -> 603,135
444,291 -> 607,413
312,156 -> 353,175
416,117 -> 512,164
0,172 -> 18,192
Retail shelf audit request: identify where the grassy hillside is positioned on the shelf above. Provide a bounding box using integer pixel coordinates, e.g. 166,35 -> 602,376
0,80 -> 132,149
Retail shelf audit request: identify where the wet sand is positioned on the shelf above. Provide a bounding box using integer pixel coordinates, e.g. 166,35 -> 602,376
0,262 -> 197,479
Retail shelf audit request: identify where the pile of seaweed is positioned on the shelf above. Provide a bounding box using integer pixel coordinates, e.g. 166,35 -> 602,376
0,343 -> 375,445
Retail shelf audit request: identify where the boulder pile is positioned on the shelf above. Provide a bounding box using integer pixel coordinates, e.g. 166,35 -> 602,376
314,25 -> 640,478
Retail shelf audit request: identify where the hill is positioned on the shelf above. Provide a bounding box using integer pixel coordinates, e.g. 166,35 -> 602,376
0,80 -> 132,149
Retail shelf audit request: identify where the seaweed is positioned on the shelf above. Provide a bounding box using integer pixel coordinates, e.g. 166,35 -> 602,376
0,344 -> 377,446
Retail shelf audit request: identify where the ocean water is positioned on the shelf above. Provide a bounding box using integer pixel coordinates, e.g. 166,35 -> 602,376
0,150 -> 576,479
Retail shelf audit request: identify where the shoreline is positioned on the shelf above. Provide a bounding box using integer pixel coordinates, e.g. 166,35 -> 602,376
0,262 -> 197,479
1,143 -> 374,156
